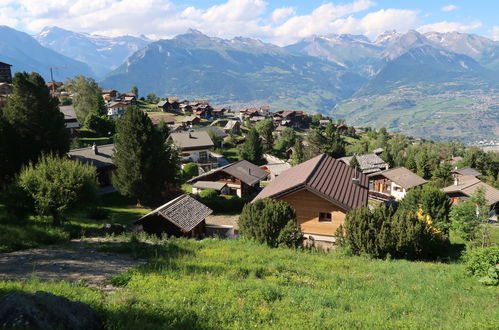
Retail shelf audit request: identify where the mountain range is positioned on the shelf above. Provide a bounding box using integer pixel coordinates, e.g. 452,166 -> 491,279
0,25 -> 498,142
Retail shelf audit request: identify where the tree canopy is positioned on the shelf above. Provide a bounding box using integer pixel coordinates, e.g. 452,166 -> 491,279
239,127 -> 263,165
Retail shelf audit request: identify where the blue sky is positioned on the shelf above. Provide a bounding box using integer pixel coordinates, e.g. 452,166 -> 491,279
1,0 -> 497,44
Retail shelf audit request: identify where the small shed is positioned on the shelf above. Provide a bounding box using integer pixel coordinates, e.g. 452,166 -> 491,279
192,181 -> 230,195
134,194 -> 213,237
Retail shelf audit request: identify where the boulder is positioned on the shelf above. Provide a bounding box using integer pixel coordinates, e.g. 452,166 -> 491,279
0,291 -> 102,329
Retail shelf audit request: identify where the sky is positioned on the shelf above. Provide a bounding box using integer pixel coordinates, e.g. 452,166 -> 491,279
1,0 -> 498,45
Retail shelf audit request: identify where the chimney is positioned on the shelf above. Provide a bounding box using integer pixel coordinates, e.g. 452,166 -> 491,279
92,143 -> 98,155
454,177 -> 459,186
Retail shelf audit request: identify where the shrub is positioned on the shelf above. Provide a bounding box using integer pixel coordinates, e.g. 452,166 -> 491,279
463,245 -> 499,277
239,198 -> 302,248
197,194 -> 248,213
342,205 -> 447,260
182,163 -> 199,182
199,189 -> 218,199
17,154 -> 97,225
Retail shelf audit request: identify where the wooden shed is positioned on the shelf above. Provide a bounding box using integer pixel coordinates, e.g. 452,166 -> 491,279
134,194 -> 213,237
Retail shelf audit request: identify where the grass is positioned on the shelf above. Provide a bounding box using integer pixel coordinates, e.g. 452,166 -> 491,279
0,237 -> 498,329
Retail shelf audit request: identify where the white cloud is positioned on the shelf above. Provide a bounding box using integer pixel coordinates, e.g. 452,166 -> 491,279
417,21 -> 482,33
0,0 -> 488,45
441,5 -> 458,12
271,7 -> 296,23
490,26 -> 499,40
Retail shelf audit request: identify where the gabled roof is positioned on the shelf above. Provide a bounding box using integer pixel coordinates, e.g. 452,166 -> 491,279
369,167 -> 426,190
443,176 -> 499,206
340,153 -> 388,174
0,62 -> 12,67
169,131 -> 214,150
134,194 -> 212,232
224,120 -> 240,130
157,100 -> 168,107
181,115 -> 200,123
67,144 -> 114,168
254,154 -> 368,211
192,181 -> 228,191
453,167 -> 482,177
261,154 -> 291,176
59,105 -> 77,121
188,160 -> 268,186
107,101 -> 127,108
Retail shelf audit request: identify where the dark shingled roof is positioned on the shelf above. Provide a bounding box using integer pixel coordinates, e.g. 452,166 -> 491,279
254,154 -> 368,210
340,153 -> 388,174
135,194 -> 213,232
169,131 -> 214,151
453,167 -> 482,177
188,160 -> 268,186
67,144 -> 114,168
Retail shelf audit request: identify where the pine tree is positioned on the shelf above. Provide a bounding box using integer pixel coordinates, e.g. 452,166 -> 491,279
349,155 -> 359,170
113,106 -> 179,205
239,128 -> 263,164
415,151 -> 432,179
291,139 -> 305,165
2,72 -> 69,178
255,118 -> 274,153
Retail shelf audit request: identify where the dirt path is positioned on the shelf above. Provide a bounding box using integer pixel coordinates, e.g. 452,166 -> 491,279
0,239 -> 146,289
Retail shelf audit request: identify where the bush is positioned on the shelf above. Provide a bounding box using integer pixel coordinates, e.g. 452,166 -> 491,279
197,194 -> 248,214
182,163 -> 199,182
342,206 -> 447,260
463,245 -> 499,277
199,189 -> 218,199
239,198 -> 302,248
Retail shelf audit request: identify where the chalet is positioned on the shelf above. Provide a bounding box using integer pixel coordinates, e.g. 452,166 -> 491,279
240,108 -> 260,119
212,108 -> 228,119
0,62 -> 12,83
198,126 -> 228,147
67,144 -> 115,186
59,105 -> 81,137
179,100 -> 192,113
157,97 -> 180,112
102,89 -> 117,98
260,154 -> 291,181
367,167 -> 427,201
188,160 -> 268,198
169,131 -> 216,167
149,116 -> 176,126
192,181 -> 230,195
181,116 -> 201,126
107,102 -> 128,118
443,176 -> 499,209
273,110 -> 310,128
224,120 -> 241,134
134,194 -> 212,237
253,154 -> 368,241
339,153 -> 389,174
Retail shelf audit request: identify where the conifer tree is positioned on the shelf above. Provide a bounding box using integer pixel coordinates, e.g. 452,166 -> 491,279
113,106 -> 179,205
2,72 -> 69,178
255,118 -> 274,153
349,155 -> 359,170
239,127 -> 263,164
291,139 -> 305,165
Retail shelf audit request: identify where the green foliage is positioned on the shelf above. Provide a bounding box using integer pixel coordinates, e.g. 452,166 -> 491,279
274,127 -> 296,154
255,118 -> 274,153
198,189 -> 218,199
343,206 -> 447,260
398,185 -> 452,236
196,194 -> 248,214
66,75 -> 104,123
1,72 -> 69,180
463,245 -> 499,277
84,113 -> 115,136
113,106 -> 179,205
415,151 -> 432,179
239,128 -> 263,165
17,154 -> 97,225
130,85 -> 139,98
349,155 -> 359,169
450,187 -> 489,245
182,163 -> 198,182
239,198 -> 302,248
0,224 -> 68,253
432,161 -> 453,188
146,93 -> 158,104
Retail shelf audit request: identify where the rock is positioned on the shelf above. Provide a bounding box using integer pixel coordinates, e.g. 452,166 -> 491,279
0,291 -> 102,329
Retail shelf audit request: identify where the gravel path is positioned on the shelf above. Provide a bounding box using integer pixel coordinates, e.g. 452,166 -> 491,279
0,239 -> 145,289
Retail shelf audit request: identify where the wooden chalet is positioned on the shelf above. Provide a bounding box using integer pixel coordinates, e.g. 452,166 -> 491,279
0,62 -> 12,83
188,160 -> 268,198
367,167 -> 426,201
181,116 -> 201,126
134,194 -> 213,237
273,110 -> 310,128
157,97 -> 180,112
67,144 -> 115,186
443,176 -> 499,209
224,120 -> 241,134
169,131 -> 216,168
253,154 -> 368,241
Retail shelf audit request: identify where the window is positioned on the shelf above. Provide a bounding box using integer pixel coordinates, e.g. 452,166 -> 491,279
319,212 -> 332,222
199,151 -> 208,161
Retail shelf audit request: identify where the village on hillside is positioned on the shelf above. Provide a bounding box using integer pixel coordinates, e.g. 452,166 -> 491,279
0,61 -> 498,328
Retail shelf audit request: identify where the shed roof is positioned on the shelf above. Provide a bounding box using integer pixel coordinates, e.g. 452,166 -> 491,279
188,160 -> 268,186
369,167 -> 426,190
254,154 -> 368,211
59,105 -> 77,121
453,167 -> 482,177
169,131 -> 214,150
192,181 -> 228,191
134,194 -> 213,232
443,176 -> 499,206
67,144 -> 114,168
340,153 -> 388,174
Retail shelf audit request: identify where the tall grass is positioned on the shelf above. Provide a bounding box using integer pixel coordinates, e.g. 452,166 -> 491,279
1,238 -> 497,329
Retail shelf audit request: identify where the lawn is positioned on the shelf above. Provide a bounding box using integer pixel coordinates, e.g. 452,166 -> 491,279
0,237 -> 497,329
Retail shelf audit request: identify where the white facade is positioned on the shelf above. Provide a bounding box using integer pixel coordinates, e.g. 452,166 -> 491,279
390,182 -> 407,200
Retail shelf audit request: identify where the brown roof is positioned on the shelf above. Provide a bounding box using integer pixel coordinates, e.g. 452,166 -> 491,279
188,160 -> 268,186
169,131 -> 214,151
443,176 -> 499,206
369,167 -> 426,190
453,167 -> 482,177
134,194 -> 212,232
254,154 -> 368,210
67,144 -> 114,169
149,116 -> 176,125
